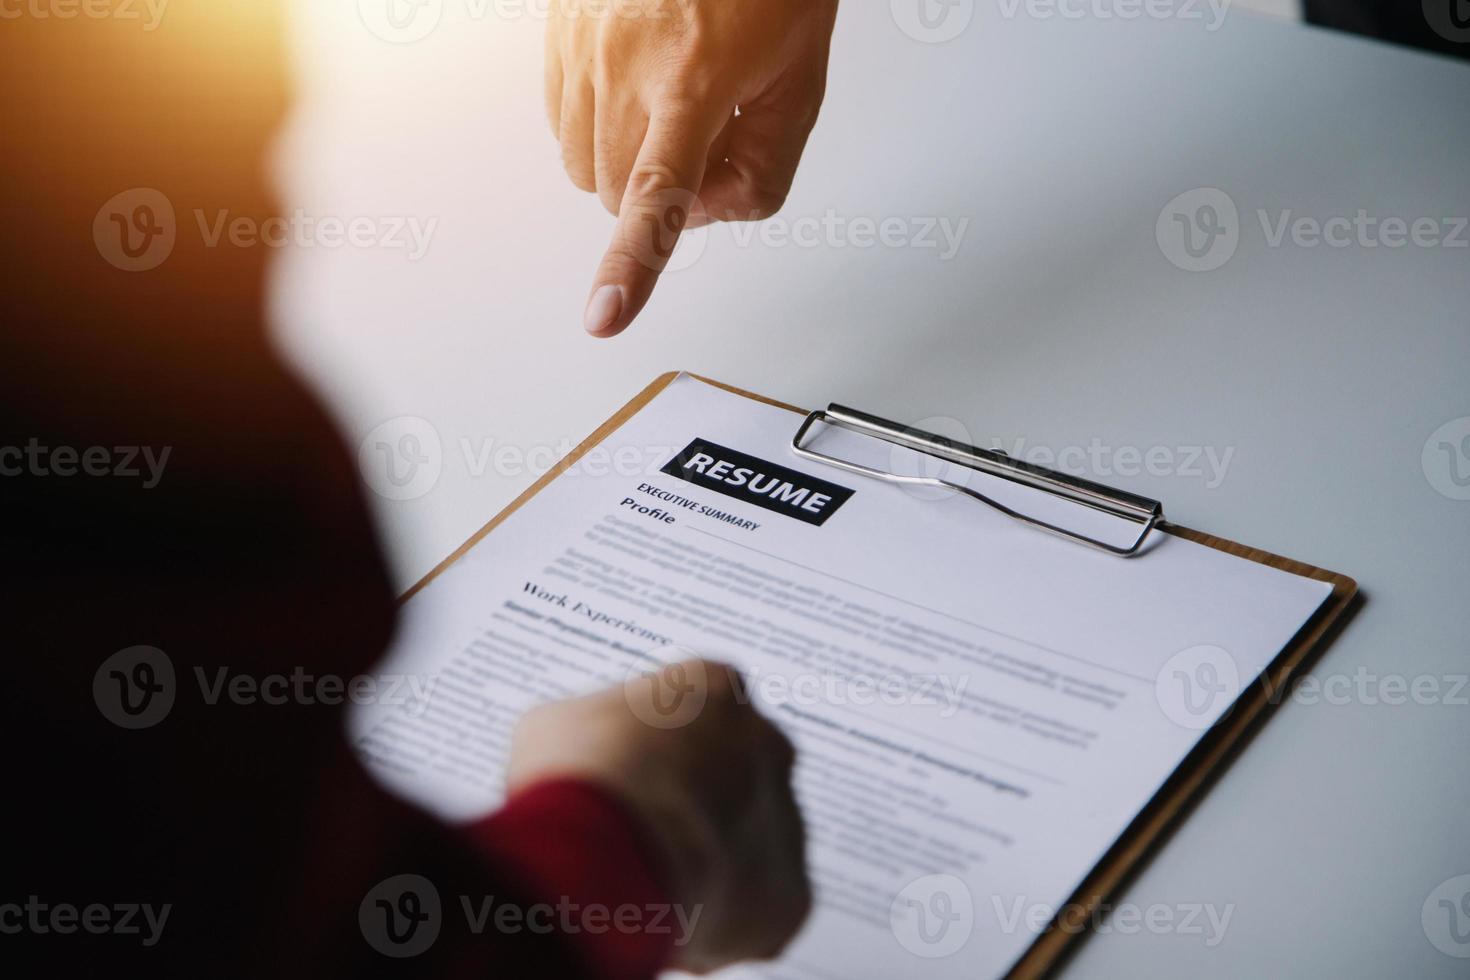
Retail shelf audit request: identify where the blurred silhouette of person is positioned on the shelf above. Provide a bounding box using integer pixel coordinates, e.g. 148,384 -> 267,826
2,4 -> 808,977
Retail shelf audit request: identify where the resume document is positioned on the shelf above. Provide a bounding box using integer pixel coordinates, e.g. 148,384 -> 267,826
350,375 -> 1330,978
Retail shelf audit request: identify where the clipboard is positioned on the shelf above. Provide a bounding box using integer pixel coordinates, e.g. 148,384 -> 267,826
401,371 -> 1359,979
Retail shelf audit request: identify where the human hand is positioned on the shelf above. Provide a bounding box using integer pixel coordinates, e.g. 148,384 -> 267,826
545,0 -> 840,337
507,659 -> 810,971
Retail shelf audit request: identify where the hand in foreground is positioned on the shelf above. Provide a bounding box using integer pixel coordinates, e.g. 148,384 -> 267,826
546,0 -> 840,337
507,659 -> 810,972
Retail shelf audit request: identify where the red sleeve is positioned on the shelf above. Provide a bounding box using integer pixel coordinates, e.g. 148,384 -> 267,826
464,779 -> 679,980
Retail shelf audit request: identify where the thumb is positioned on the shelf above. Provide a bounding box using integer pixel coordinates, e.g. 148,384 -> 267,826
583,102 -> 725,338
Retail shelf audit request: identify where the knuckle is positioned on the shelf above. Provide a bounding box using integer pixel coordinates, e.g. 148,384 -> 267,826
647,65 -> 729,123
740,174 -> 790,217
625,159 -> 689,203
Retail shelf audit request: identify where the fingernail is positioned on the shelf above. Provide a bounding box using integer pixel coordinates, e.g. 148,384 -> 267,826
583,284 -> 624,335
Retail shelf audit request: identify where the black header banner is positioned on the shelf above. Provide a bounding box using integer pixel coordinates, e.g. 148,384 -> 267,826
659,437 -> 855,527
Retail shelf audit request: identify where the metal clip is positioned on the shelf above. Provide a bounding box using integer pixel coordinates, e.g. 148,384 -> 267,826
791,404 -> 1164,556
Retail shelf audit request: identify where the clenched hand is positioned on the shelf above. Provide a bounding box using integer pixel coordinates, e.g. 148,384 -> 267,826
546,0 -> 840,337
507,659 -> 810,972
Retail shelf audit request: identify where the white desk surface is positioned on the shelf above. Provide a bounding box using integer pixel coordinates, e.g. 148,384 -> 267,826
273,4 -> 1470,976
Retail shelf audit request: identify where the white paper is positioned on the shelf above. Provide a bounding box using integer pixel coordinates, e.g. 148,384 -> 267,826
349,374 -> 1331,979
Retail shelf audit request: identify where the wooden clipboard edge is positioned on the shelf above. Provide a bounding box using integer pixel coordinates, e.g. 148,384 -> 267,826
394,371 -> 1360,978
1006,525 -> 1358,979
399,371 -> 800,604
399,370 -> 686,604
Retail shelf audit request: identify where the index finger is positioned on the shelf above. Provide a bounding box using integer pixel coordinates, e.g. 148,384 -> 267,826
583,100 -> 727,338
